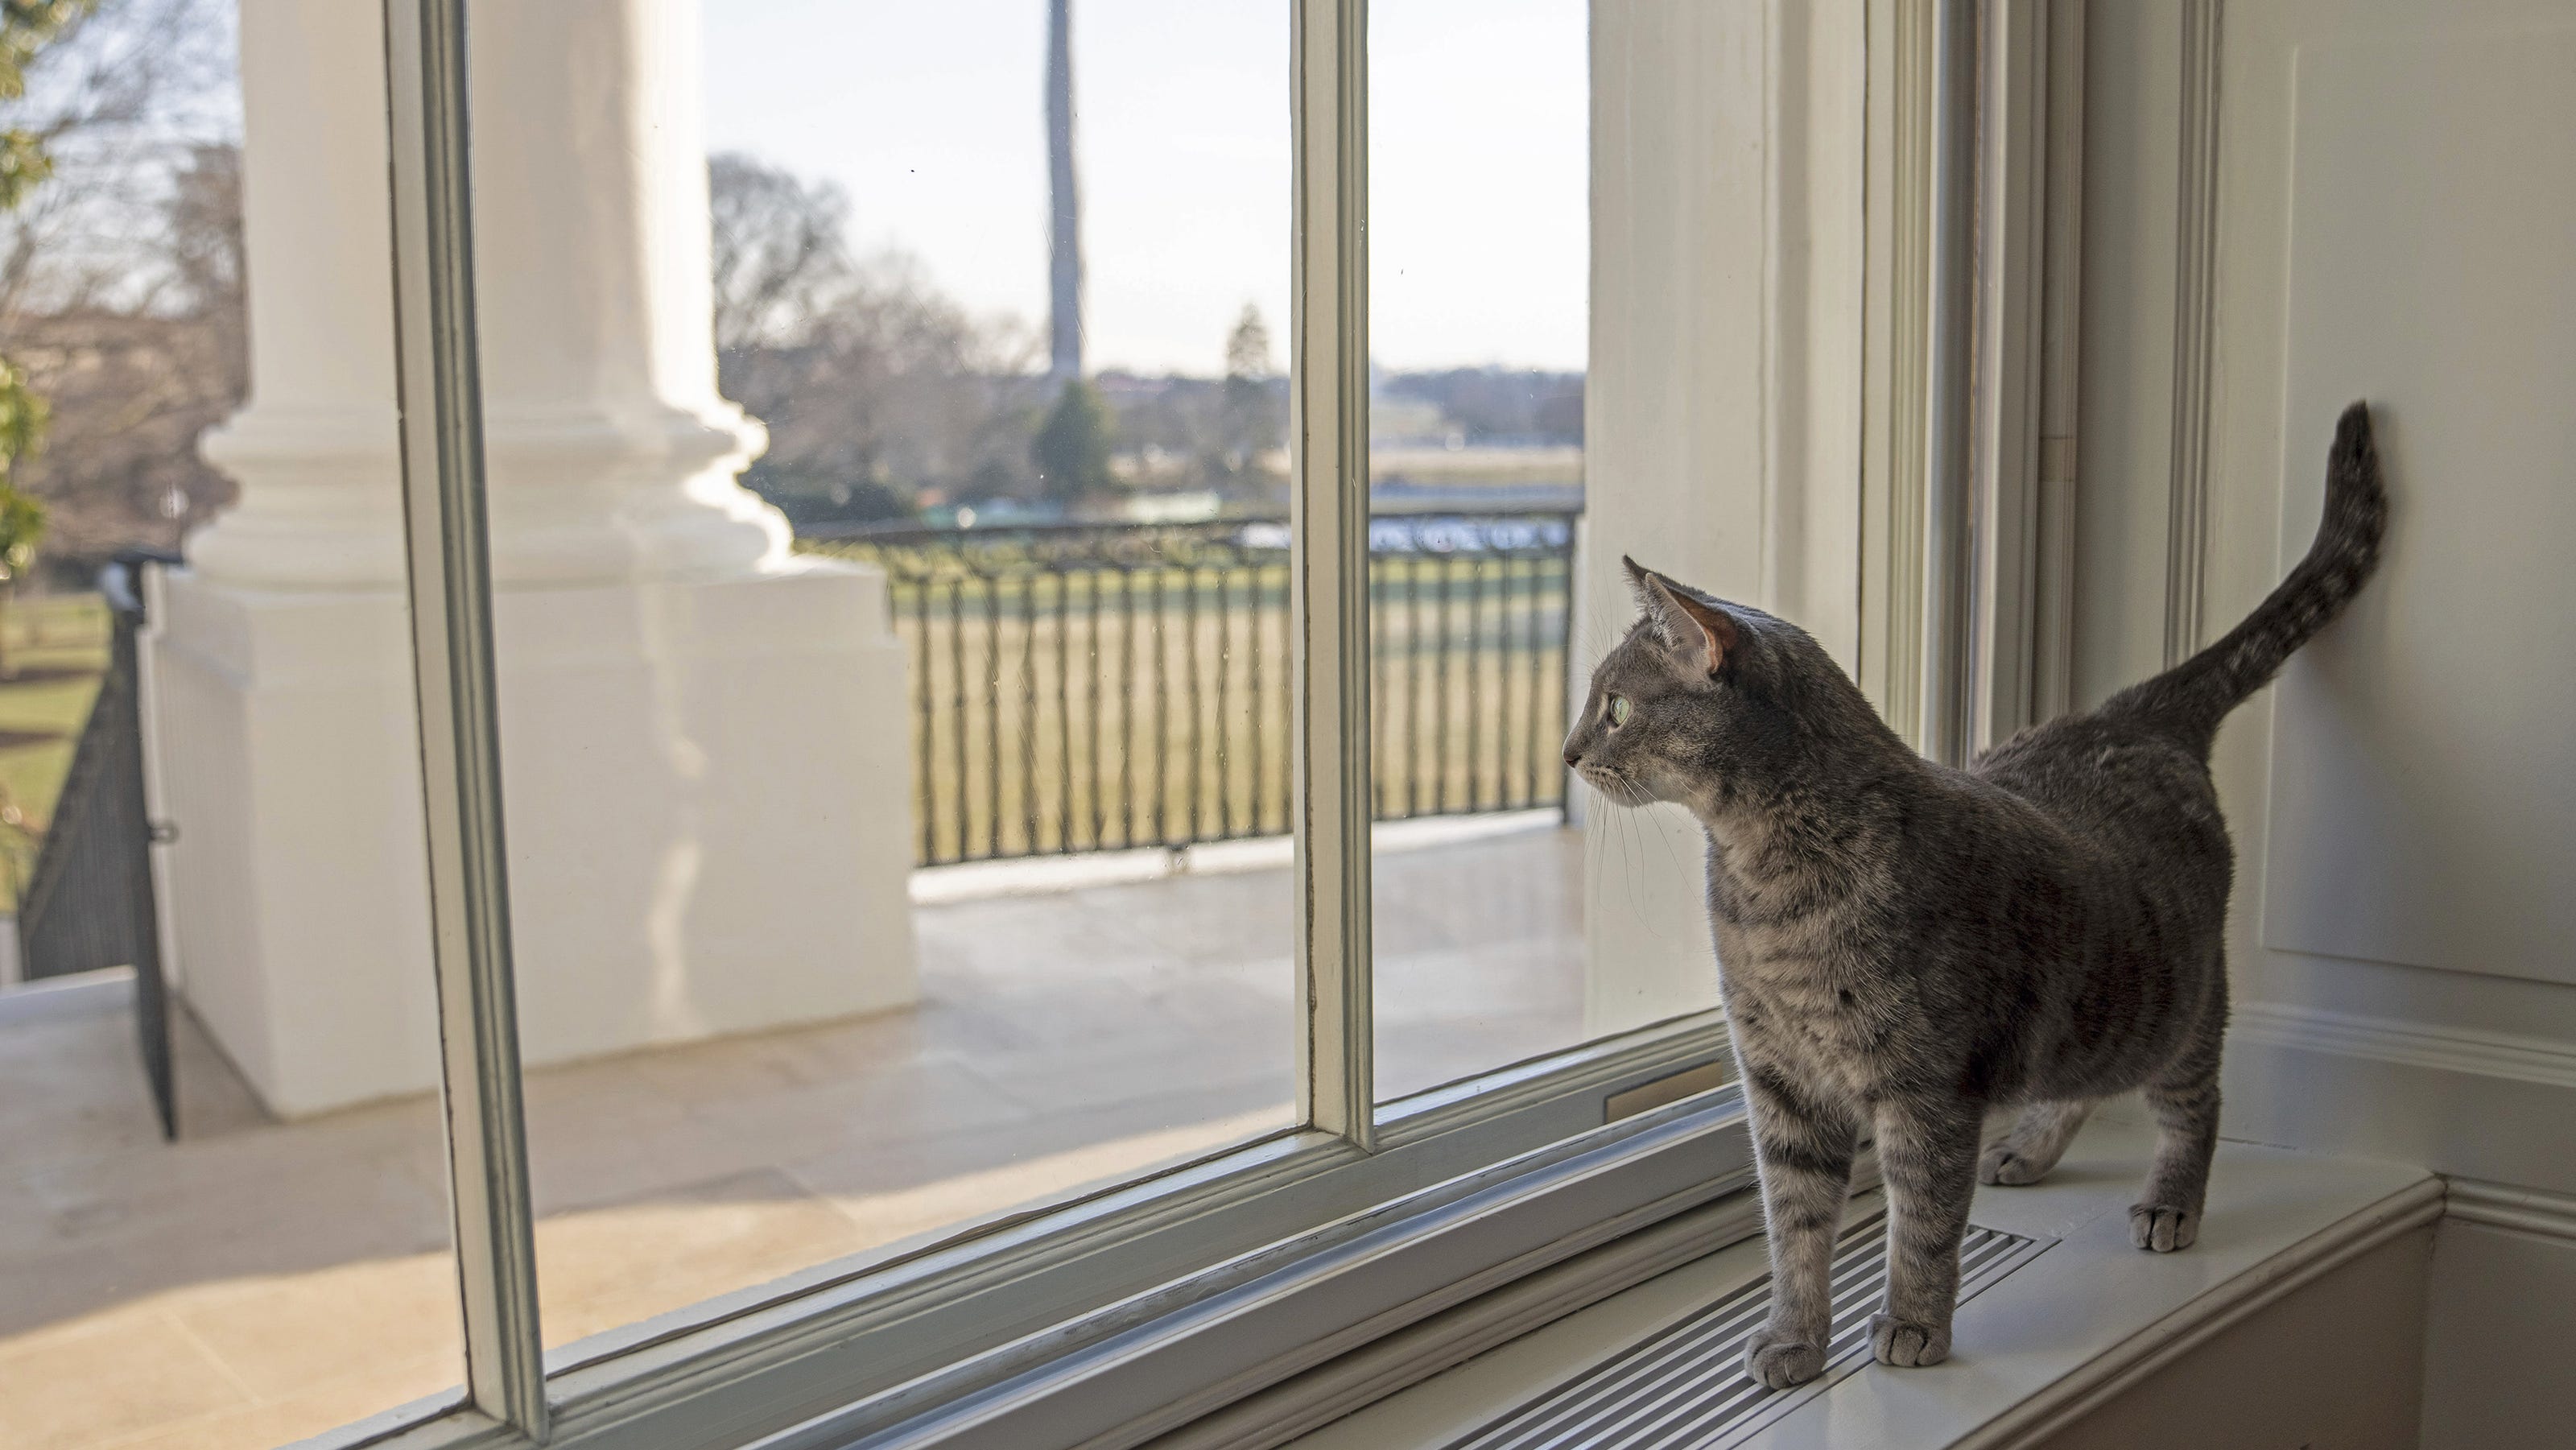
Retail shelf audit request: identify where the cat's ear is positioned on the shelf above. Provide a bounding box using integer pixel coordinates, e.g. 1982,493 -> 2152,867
1623,556 -> 1737,675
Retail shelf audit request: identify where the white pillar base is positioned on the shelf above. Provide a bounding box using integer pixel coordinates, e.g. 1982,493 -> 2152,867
151,562 -> 919,1117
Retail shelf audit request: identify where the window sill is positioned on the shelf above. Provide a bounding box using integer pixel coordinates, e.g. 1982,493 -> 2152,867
314,1022 -> 1738,1450
1271,1119 -> 2438,1450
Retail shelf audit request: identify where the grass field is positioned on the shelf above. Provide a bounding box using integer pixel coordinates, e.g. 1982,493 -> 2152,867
0,594 -> 111,910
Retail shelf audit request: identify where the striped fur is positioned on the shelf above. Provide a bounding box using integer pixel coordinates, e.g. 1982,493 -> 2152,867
1562,403 -> 2388,1386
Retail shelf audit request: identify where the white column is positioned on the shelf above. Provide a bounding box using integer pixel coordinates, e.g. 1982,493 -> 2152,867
465,0 -> 786,585
184,0 -> 406,589
157,0 -> 917,1117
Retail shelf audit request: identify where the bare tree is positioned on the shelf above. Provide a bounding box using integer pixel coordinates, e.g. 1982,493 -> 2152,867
0,0 -> 236,323
708,151 -> 852,355
708,153 -> 1042,524
0,0 -> 243,574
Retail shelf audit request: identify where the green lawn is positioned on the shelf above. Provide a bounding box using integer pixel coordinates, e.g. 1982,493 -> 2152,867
0,564 -> 1579,897
0,593 -> 111,909
854,556 -> 1575,865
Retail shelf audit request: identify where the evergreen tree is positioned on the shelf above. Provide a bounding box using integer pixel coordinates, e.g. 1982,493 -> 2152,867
1030,378 -> 1114,506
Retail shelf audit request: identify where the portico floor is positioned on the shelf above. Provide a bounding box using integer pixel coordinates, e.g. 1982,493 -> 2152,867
0,820 -> 1586,1450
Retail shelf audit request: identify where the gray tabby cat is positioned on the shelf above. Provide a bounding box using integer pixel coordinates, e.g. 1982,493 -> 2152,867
1562,403 -> 2387,1387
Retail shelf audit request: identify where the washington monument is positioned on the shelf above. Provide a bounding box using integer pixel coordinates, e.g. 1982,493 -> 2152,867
1046,0 -> 1083,382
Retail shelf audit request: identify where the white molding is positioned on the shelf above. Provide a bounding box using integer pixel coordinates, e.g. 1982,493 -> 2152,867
2442,1179 -> 2576,1245
2230,1002 -> 2576,1092
1968,0 -> 2087,750
2227,1001 -> 2576,1196
1859,0 -> 1936,742
1286,0 -> 1376,1149
2161,0 -> 2224,665
2029,0 -> 2085,725
1961,1178 -> 2443,1450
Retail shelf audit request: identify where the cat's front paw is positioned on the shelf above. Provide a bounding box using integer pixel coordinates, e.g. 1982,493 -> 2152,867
1868,1312 -> 1951,1368
1977,1142 -> 2047,1186
2129,1203 -> 2199,1252
1742,1322 -> 1827,1389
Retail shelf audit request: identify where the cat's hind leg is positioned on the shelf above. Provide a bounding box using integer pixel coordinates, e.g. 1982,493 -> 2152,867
1976,1099 -> 2095,1186
2132,1014 -> 2224,1252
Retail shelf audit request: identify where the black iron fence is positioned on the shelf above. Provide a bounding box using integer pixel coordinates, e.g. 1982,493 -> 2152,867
14,553 -> 176,1136
803,511 -> 1577,867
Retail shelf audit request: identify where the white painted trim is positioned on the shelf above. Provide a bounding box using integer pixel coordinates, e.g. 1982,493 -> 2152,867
1957,1179 -> 2444,1450
1141,1195 -> 1771,1450
1286,0 -> 1376,1150
2029,2 -> 2084,726
2231,1002 -> 2576,1092
2160,0 -> 2223,665
1918,0 -> 1978,765
1967,0 -> 2087,750
744,1097 -> 1760,1450
381,0 -> 550,1431
1859,0 -> 1936,742
2443,1179 -> 2576,1245
1143,1153 -> 1885,1450
300,1018 -> 1741,1450
2227,1001 -> 2576,1196
1268,1122 -> 2438,1450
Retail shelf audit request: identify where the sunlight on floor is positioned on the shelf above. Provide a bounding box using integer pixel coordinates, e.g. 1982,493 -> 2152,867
0,826 -> 1583,1450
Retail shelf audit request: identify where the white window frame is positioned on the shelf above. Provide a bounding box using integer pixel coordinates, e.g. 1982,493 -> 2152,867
344,2 -> 1973,1447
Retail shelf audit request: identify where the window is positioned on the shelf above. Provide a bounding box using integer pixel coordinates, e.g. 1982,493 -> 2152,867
1364,0 -> 1611,1104
0,3 -> 1900,1448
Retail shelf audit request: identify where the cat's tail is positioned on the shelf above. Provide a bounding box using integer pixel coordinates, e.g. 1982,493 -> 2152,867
2105,400 -> 2388,756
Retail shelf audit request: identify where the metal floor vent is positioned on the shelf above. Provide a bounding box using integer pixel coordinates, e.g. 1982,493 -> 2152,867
1442,1214 -> 2049,1450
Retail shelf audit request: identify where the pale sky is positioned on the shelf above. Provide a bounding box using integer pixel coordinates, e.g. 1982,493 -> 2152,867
701,1 -> 1588,376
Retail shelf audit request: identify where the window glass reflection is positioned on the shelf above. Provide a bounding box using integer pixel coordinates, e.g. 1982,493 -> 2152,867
1367,0 -> 1608,1103
0,4 -> 465,1446
467,0 -> 1307,1353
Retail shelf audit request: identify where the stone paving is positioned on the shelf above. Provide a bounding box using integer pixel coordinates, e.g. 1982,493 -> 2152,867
0,822 -> 1585,1450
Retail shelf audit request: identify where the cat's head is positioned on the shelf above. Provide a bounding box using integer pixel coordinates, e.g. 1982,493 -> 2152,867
1561,558 -> 1803,815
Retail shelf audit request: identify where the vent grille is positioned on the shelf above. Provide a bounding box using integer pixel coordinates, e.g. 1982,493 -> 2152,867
1443,1214 -> 2047,1450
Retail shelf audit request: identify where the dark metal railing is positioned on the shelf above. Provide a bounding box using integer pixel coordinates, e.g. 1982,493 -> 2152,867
804,511 -> 1577,867
15,552 -> 176,1136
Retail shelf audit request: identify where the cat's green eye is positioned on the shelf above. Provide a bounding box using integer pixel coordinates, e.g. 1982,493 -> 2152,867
1608,695 -> 1632,727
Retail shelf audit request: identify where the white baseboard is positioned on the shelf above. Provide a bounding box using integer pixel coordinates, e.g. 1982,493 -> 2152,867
2442,1178 -> 2576,1244
2226,1002 -> 2576,1196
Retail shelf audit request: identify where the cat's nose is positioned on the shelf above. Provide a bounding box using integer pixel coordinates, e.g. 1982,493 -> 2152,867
1563,747 -> 1583,768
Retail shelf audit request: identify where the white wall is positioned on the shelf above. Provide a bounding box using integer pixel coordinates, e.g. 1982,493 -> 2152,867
2075,1 -> 2576,1440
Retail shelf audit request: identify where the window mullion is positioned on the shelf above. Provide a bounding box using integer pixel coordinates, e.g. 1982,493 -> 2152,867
1289,0 -> 1374,1149
382,0 -> 551,1436
1920,0 -> 1980,767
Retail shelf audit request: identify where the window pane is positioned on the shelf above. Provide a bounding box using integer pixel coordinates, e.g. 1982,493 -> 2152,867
456,0 -> 1300,1356
0,5 -> 466,1446
1366,0 -> 1620,1102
